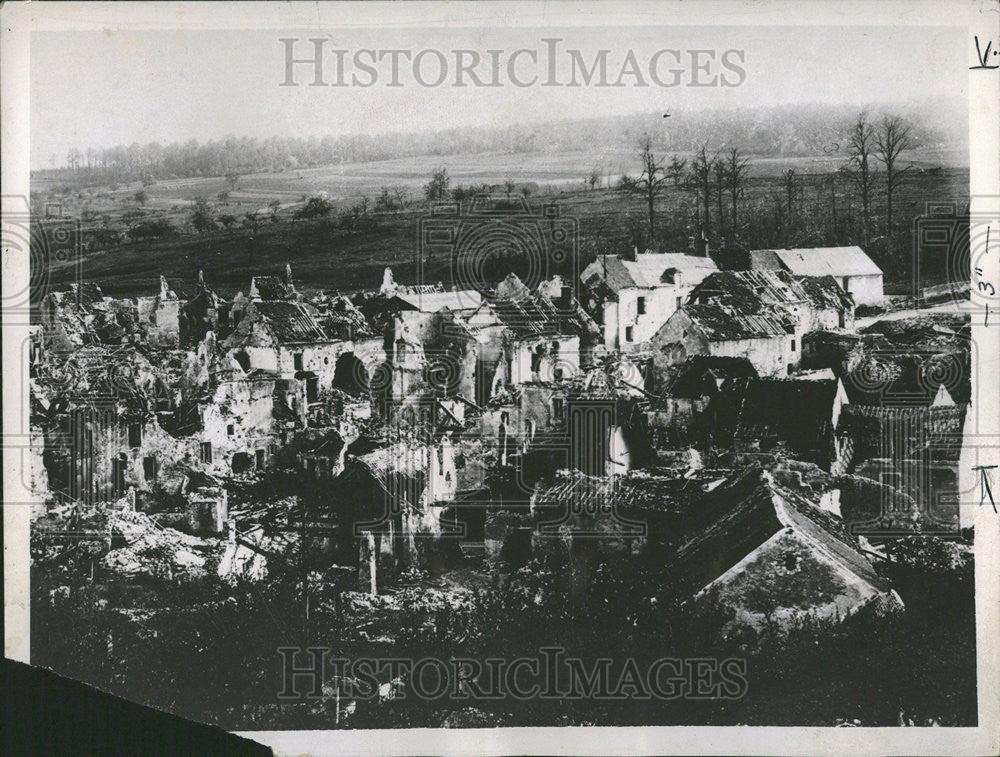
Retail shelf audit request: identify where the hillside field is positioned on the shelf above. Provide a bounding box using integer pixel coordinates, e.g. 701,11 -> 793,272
36,148 -> 969,298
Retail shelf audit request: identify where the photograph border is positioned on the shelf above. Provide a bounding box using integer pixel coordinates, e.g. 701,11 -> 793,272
3,2 -> 998,755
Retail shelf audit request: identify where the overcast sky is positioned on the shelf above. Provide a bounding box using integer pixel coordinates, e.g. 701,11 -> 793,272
30,25 -> 967,167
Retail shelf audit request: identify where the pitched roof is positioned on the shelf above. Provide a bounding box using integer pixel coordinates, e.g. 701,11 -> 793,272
314,296 -> 374,340
250,276 -> 292,300
748,249 -> 783,270
581,255 -> 635,294
795,275 -> 855,311
673,467 -> 887,594
836,404 -> 966,463
391,290 -> 483,313
673,468 -> 787,592
690,270 -> 808,310
843,351 -> 970,406
252,301 -> 333,344
621,253 -> 718,288
682,303 -> 791,340
771,480 -> 887,589
761,247 -> 882,277
582,252 -> 717,293
532,470 -> 691,516
486,275 -> 597,339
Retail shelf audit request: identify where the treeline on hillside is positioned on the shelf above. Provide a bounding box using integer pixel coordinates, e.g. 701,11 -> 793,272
39,100 -> 963,183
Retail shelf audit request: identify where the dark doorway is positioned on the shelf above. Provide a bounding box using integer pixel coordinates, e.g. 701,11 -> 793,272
112,453 -> 127,494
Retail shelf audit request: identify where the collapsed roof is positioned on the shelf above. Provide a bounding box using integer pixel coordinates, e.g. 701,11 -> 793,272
581,252 -> 718,295
680,303 -> 792,340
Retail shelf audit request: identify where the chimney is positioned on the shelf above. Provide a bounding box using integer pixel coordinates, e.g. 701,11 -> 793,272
285,263 -> 294,288
198,270 -> 205,288
159,275 -> 170,299
380,267 -> 396,296
559,284 -> 572,309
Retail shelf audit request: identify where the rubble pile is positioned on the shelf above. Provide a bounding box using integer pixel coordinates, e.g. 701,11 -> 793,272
103,508 -> 216,579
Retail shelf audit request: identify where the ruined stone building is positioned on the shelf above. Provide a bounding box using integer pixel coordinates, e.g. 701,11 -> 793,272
180,271 -> 224,347
705,376 -> 850,469
31,347 -> 200,504
650,302 -> 797,378
580,251 -> 719,351
248,264 -> 301,302
39,282 -> 130,351
466,273 -> 599,399
136,276 -> 183,349
687,269 -> 855,337
648,356 -> 758,445
198,369 -> 305,475
222,299 -> 346,402
749,246 -> 883,307
673,467 -> 902,629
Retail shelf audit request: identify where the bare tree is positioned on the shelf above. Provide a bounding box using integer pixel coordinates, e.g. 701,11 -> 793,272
686,144 -> 716,239
782,169 -> 796,220
724,148 -> 751,236
845,111 -> 879,249
622,136 -> 671,246
668,156 -> 688,186
713,160 -> 727,239
876,115 -> 913,258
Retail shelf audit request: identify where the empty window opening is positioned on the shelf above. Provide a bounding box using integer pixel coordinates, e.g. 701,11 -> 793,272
552,397 -> 565,419
231,452 -> 252,474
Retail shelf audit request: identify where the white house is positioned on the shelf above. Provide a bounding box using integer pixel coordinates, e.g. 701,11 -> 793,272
750,247 -> 883,307
581,251 -> 718,351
